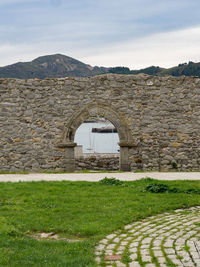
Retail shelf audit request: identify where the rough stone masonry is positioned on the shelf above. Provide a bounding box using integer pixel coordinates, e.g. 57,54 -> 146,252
0,73 -> 200,172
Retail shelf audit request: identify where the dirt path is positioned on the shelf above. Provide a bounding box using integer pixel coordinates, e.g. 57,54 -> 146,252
0,172 -> 200,182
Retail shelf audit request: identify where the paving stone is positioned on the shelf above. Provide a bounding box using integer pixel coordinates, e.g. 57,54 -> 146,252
183,262 -> 195,267
142,237 -> 152,244
113,237 -> 120,243
153,240 -> 161,246
146,229 -> 155,234
104,255 -> 122,261
129,253 -> 137,260
140,249 -> 150,256
107,244 -> 116,250
95,256 -> 101,263
106,234 -> 116,239
105,250 -> 113,255
95,206 -> 200,266
116,246 -> 125,251
129,242 -> 139,247
115,262 -> 126,267
157,256 -> 166,263
141,255 -> 152,262
124,224 -> 133,230
129,262 -> 140,267
179,257 -> 191,264
129,247 -> 137,253
141,244 -> 149,249
153,250 -> 163,257
190,252 -> 199,258
121,241 -> 128,246
164,248 -> 175,254
96,244 -> 105,251
99,240 -> 107,247
125,237 -> 133,241
163,240 -> 174,247
170,259 -> 183,265
129,229 -> 136,233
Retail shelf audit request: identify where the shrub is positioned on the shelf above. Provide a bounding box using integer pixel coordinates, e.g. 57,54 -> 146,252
99,177 -> 124,186
145,183 -> 170,193
184,188 -> 200,194
145,183 -> 200,194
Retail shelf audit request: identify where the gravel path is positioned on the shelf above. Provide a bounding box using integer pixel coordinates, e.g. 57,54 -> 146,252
0,172 -> 200,182
95,206 -> 200,267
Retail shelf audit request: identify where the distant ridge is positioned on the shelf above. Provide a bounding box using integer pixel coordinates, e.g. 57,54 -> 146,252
0,54 -> 200,79
109,61 -> 200,77
0,54 -> 109,79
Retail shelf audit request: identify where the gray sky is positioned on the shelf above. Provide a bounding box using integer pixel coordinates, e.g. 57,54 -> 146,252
1,0 -> 200,68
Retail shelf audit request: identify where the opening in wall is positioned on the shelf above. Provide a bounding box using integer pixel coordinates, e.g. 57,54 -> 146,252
74,117 -> 120,171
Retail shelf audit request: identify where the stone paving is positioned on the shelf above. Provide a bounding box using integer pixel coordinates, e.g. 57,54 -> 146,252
95,206 -> 200,267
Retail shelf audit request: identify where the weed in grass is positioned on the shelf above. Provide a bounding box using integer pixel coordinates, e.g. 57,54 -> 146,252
144,181 -> 200,194
145,183 -> 169,193
140,177 -> 156,182
176,254 -> 183,260
99,177 -> 135,189
184,188 -> 200,194
122,250 -> 132,263
99,177 -> 124,186
0,217 -> 18,236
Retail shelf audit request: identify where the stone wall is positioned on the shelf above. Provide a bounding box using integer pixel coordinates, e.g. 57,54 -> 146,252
75,154 -> 119,171
1,74 -> 200,172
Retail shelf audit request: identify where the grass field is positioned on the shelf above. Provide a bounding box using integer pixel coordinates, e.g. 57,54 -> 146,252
0,178 -> 200,266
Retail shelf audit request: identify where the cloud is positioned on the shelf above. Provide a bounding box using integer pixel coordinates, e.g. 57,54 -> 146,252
1,0 -> 200,48
1,1 -> 200,68
80,26 -> 200,69
0,42 -> 66,66
1,26 -> 200,69
0,0 -> 40,5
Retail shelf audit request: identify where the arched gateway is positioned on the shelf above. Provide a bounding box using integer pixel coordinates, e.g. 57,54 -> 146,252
57,103 -> 134,171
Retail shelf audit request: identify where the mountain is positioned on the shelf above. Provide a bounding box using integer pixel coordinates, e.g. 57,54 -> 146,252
1,54 -> 200,79
0,54 -> 109,79
158,61 -> 200,76
109,61 -> 200,77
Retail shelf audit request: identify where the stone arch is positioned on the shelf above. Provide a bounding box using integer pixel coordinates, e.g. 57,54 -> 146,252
65,103 -> 131,142
59,102 -> 133,171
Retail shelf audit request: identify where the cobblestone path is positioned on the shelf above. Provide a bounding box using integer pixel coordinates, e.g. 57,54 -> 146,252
95,206 -> 200,267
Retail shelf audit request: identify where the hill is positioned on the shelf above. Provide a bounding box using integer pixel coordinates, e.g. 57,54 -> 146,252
0,54 -> 108,79
1,54 -> 200,79
109,61 -> 200,77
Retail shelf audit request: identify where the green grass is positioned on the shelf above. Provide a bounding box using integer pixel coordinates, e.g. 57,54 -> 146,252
0,179 -> 199,266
